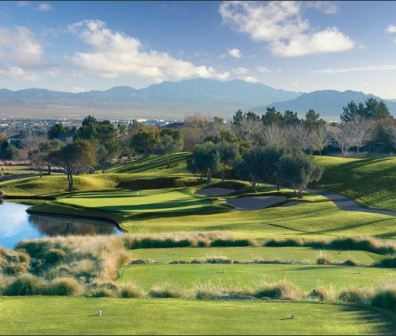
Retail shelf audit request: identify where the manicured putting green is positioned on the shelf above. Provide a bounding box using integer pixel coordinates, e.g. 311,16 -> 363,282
57,188 -> 228,215
118,264 -> 396,291
0,297 -> 394,335
131,246 -> 384,264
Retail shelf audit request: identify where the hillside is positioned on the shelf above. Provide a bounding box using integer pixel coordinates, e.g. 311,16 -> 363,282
252,90 -> 396,120
0,79 -> 300,119
315,155 -> 396,210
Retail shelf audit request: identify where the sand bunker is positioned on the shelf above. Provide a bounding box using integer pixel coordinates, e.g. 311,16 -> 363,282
196,187 -> 235,196
227,196 -> 287,210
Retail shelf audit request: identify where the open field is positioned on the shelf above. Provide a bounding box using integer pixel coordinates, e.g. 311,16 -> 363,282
118,263 -> 396,291
315,156 -> 396,211
131,246 -> 385,264
0,297 -> 394,335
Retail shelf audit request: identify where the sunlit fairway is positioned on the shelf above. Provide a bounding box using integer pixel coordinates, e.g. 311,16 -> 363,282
131,246 -> 385,264
118,263 -> 396,291
0,297 -> 394,335
315,155 -> 396,211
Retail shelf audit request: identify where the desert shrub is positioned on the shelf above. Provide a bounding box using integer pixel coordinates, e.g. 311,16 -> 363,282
309,287 -> 336,301
206,257 -> 232,264
210,239 -> 255,247
118,284 -> 145,298
149,285 -> 184,298
316,256 -> 331,265
342,259 -> 358,266
264,238 -> 304,247
338,289 -> 369,304
254,281 -> 302,300
43,249 -> 66,264
4,274 -> 46,296
46,277 -> 83,296
371,289 -> 396,312
375,257 -> 396,268
89,288 -> 116,297
0,248 -> 30,276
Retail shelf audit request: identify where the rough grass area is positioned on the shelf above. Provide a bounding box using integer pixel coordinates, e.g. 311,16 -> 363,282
0,297 -> 394,335
118,263 -> 396,291
131,246 -> 384,265
315,155 -> 396,211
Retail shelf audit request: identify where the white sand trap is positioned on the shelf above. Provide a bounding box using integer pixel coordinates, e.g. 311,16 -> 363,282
227,196 -> 287,210
196,187 -> 235,196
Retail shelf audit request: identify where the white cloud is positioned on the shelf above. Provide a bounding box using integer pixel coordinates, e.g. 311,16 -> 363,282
232,66 -> 249,76
305,1 -> 337,14
256,66 -> 271,73
37,3 -> 54,12
227,48 -> 241,58
386,25 -> 396,34
311,64 -> 396,74
68,20 -> 228,81
243,75 -> 259,83
219,1 -> 354,57
0,26 -> 43,80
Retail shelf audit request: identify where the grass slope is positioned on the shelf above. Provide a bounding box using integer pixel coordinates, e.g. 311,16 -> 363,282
109,152 -> 190,175
131,246 -> 384,264
0,297 -> 394,335
118,263 -> 396,291
315,156 -> 396,211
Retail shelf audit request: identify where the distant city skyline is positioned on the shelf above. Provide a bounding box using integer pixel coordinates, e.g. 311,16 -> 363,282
1,1 -> 396,98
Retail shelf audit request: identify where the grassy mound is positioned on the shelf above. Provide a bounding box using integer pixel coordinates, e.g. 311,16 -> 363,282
0,297 -> 393,335
315,156 -> 396,211
109,152 -> 190,175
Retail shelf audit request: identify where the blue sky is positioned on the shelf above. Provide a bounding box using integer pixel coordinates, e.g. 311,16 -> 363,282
1,1 -> 396,98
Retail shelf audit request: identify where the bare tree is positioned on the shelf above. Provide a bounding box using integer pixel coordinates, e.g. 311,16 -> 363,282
233,118 -> 263,144
328,124 -> 354,156
348,115 -> 372,155
287,124 -> 316,153
262,123 -> 287,147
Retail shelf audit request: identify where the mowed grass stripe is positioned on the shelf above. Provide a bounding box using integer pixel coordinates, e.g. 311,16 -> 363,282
118,264 -> 396,291
131,246 -> 384,264
0,297 -> 394,335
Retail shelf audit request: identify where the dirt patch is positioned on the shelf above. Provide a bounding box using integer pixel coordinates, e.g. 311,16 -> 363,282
196,188 -> 235,196
227,196 -> 287,210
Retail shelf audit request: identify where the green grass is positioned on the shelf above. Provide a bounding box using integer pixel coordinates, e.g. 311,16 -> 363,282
0,297 -> 394,335
33,188 -> 231,221
315,155 -> 396,211
118,194 -> 396,240
118,263 -> 396,291
131,246 -> 385,264
109,152 -> 190,175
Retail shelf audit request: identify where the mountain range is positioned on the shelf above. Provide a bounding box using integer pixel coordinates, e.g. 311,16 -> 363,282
0,78 -> 394,120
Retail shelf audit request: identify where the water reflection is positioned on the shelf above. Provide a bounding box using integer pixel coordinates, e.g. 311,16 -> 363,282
0,201 -> 120,248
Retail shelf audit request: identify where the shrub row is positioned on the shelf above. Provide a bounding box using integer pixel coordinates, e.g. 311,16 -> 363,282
264,237 -> 396,255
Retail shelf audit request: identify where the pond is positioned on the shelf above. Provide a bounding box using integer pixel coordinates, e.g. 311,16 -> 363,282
0,201 -> 121,249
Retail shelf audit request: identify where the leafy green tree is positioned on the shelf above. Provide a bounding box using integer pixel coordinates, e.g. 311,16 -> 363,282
217,142 -> 239,181
75,116 -> 121,171
187,142 -> 220,184
155,129 -> 184,168
130,128 -> 159,155
261,107 -> 283,125
341,99 -> 391,122
48,123 -> 76,140
235,146 -> 283,192
49,140 -> 96,192
277,151 -> 322,197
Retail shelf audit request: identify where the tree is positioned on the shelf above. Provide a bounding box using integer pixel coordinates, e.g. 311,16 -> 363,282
75,116 -> 121,172
187,142 -> 220,184
49,140 -> 96,192
329,123 -> 354,156
29,140 -> 62,176
48,123 -> 76,141
278,151 -> 322,197
235,146 -> 283,192
348,115 -> 372,155
130,128 -> 159,156
217,142 -> 239,181
262,123 -> 287,147
341,98 -> 391,122
155,129 -> 184,168
261,107 -> 283,125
